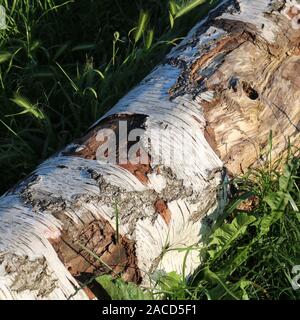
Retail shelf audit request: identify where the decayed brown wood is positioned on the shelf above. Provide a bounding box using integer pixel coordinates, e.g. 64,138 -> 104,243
201,28 -> 300,175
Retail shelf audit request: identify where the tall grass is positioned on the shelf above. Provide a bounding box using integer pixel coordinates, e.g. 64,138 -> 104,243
162,150 -> 300,300
0,0 -> 215,194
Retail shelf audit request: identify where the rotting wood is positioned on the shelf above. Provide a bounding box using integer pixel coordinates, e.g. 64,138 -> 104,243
0,0 -> 300,300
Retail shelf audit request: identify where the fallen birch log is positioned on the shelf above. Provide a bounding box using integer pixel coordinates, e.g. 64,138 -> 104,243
0,0 -> 300,299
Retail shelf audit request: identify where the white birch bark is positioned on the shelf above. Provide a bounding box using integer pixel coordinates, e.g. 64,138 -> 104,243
0,0 -> 299,299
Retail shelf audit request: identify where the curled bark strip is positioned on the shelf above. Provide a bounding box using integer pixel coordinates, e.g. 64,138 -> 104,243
0,0 -> 299,299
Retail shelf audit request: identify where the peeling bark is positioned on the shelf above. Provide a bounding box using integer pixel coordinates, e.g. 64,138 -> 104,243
0,0 -> 300,299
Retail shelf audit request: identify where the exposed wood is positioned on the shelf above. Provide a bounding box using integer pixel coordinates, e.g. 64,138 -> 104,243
0,0 -> 299,299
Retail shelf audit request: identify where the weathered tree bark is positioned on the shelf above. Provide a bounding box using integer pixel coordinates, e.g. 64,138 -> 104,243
0,0 -> 300,299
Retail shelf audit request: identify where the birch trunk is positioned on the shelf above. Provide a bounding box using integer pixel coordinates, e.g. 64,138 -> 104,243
1,0 -> 300,299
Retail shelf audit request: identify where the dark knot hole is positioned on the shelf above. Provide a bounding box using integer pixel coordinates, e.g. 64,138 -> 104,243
242,81 -> 259,100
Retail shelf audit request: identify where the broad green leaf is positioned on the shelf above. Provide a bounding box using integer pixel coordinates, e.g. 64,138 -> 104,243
203,267 -> 240,300
203,267 -> 252,300
208,212 -> 256,261
264,191 -> 289,211
96,275 -> 152,300
225,245 -> 252,275
157,271 -> 182,291
279,165 -> 293,192
233,279 -> 252,300
257,210 -> 283,237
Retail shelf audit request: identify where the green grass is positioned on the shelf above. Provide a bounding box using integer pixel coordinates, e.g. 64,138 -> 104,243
0,0 -> 215,195
184,153 -> 300,300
